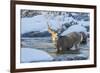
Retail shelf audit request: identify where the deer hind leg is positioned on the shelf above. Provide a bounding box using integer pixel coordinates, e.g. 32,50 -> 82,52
70,45 -> 76,50
75,42 -> 81,50
70,43 -> 80,51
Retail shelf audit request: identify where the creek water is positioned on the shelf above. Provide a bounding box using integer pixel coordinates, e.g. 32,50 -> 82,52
21,37 -> 89,61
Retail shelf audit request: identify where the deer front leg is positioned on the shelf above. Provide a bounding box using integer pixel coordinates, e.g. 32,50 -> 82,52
56,43 -> 62,53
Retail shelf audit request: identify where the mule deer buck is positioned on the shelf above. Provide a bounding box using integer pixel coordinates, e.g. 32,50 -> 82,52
47,24 -> 83,53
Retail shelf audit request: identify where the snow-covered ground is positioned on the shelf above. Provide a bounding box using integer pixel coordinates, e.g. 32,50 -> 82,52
21,15 -> 47,34
61,25 -> 87,36
21,48 -> 53,63
21,15 -> 66,34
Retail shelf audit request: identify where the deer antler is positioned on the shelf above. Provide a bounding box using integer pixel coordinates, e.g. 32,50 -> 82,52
47,22 -> 53,34
56,20 -> 64,35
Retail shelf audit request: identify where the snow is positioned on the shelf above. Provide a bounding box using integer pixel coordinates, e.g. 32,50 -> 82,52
61,25 -> 87,36
78,20 -> 89,26
21,48 -> 53,63
21,15 -> 56,34
21,15 -> 48,34
21,15 -> 65,34
21,14 -> 89,34
21,15 -> 74,34
64,17 -> 75,23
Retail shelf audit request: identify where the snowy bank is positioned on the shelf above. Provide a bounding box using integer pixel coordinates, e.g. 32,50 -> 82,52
21,48 -> 53,63
21,13 -> 89,34
61,25 -> 87,36
21,15 -> 48,34
21,15 -> 64,34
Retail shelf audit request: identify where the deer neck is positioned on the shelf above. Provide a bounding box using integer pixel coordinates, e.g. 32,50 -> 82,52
51,33 -> 58,45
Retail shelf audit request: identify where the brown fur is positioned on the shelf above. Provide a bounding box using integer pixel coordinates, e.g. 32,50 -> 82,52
56,32 -> 82,53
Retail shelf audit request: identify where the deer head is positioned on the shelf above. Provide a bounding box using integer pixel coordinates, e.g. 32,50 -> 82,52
47,21 -> 64,45
47,24 -> 58,45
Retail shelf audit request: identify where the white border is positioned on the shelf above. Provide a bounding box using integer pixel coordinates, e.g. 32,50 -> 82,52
16,4 -> 94,69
